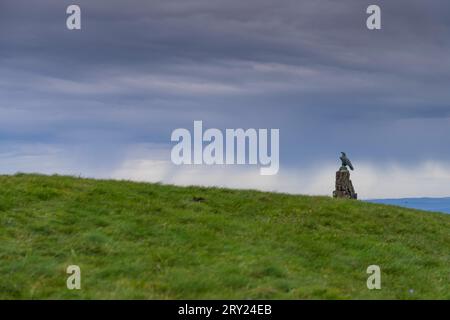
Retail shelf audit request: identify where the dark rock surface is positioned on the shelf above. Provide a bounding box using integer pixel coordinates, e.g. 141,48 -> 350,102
333,167 -> 357,199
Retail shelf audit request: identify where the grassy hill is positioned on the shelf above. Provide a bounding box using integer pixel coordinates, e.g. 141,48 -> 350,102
0,173 -> 448,299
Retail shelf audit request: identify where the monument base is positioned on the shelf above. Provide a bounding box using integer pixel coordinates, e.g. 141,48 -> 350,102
333,167 -> 357,199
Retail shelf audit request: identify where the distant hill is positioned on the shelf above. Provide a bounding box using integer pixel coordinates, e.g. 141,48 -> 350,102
0,174 -> 449,299
367,198 -> 450,214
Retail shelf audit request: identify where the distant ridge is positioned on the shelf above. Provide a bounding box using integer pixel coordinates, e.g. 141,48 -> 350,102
367,197 -> 450,214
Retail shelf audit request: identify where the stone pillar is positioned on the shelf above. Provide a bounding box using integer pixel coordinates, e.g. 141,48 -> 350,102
333,167 -> 357,199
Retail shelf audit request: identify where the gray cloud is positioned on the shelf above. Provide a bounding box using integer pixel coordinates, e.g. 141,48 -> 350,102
1,0 -> 450,196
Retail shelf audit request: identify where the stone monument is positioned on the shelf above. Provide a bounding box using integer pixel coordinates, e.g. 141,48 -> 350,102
333,152 -> 357,199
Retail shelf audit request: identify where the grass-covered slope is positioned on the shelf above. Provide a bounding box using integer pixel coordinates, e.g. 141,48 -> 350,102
0,174 -> 448,299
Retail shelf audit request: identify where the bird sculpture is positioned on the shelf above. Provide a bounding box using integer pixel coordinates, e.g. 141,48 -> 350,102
340,152 -> 354,171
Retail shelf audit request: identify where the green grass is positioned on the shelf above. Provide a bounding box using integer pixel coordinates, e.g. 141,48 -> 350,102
0,173 -> 449,299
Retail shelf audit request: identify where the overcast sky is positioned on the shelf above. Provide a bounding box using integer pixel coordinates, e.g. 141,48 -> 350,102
1,0 -> 450,198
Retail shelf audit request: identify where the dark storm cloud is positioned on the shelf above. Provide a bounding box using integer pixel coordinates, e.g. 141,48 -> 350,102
1,0 -> 450,170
